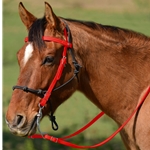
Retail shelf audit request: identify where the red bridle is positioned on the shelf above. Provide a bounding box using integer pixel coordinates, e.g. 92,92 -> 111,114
13,24 -> 81,130
24,26 -> 75,130
38,29 -> 72,107
14,24 -> 150,148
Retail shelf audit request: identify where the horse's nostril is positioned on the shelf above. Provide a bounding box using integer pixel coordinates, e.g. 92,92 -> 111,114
14,114 -> 26,128
16,115 -> 23,124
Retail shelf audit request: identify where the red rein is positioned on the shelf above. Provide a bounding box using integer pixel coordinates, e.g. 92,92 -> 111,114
29,86 -> 150,149
25,27 -> 150,148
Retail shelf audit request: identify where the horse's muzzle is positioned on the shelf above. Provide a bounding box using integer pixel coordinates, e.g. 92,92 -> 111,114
5,115 -> 37,136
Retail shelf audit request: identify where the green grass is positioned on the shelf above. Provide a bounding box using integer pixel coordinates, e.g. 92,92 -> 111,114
3,0 -> 150,150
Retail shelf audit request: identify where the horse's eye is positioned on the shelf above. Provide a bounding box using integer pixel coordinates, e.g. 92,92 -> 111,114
42,56 -> 54,65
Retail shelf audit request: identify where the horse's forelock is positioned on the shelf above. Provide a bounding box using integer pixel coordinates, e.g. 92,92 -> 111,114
28,17 -> 47,50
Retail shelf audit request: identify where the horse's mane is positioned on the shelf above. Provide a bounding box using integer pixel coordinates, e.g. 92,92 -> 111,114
28,16 -> 150,50
65,18 -> 150,49
65,18 -> 149,39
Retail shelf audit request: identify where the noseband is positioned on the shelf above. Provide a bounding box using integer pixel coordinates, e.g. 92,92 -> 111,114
13,23 -> 81,130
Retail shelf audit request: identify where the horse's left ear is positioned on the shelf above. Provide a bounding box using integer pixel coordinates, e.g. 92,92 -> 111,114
18,2 -> 37,29
44,2 -> 62,29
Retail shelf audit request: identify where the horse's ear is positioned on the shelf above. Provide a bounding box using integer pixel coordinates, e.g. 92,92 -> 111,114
18,2 -> 37,29
44,2 -> 61,29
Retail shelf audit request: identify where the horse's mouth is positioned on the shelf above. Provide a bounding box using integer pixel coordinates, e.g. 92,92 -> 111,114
6,116 -> 38,137
26,116 -> 37,136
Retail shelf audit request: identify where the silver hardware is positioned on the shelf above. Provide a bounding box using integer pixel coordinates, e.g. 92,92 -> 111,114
36,104 -> 45,138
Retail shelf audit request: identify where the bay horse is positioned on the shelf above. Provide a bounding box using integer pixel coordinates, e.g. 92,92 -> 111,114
6,2 -> 150,150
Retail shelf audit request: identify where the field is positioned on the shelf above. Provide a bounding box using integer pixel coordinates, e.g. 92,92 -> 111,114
3,0 -> 150,150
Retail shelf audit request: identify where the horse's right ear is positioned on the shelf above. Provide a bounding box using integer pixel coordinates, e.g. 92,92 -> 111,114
18,2 -> 37,29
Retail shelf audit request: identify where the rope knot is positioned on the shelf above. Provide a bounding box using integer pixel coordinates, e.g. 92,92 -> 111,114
49,114 -> 59,131
23,86 -> 28,92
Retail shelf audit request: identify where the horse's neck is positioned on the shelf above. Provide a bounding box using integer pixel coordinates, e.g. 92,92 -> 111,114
70,24 -> 107,106
69,22 -> 150,124
69,23 -> 117,115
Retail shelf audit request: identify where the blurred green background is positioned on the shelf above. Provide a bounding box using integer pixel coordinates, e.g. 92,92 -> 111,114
3,0 -> 150,150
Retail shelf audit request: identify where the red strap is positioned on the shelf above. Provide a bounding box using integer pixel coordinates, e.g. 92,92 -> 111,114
42,36 -> 72,48
24,37 -> 28,42
29,111 -> 104,140
24,37 -> 72,48
62,111 -> 105,140
29,86 -> 150,149
40,55 -> 67,107
39,28 -> 70,107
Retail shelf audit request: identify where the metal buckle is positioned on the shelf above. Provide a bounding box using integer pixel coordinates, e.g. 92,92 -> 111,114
36,104 -> 45,138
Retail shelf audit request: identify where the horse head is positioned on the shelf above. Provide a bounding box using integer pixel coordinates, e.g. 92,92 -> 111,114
6,2 -> 80,136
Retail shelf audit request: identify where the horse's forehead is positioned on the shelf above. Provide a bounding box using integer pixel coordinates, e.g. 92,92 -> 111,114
23,43 -> 34,66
